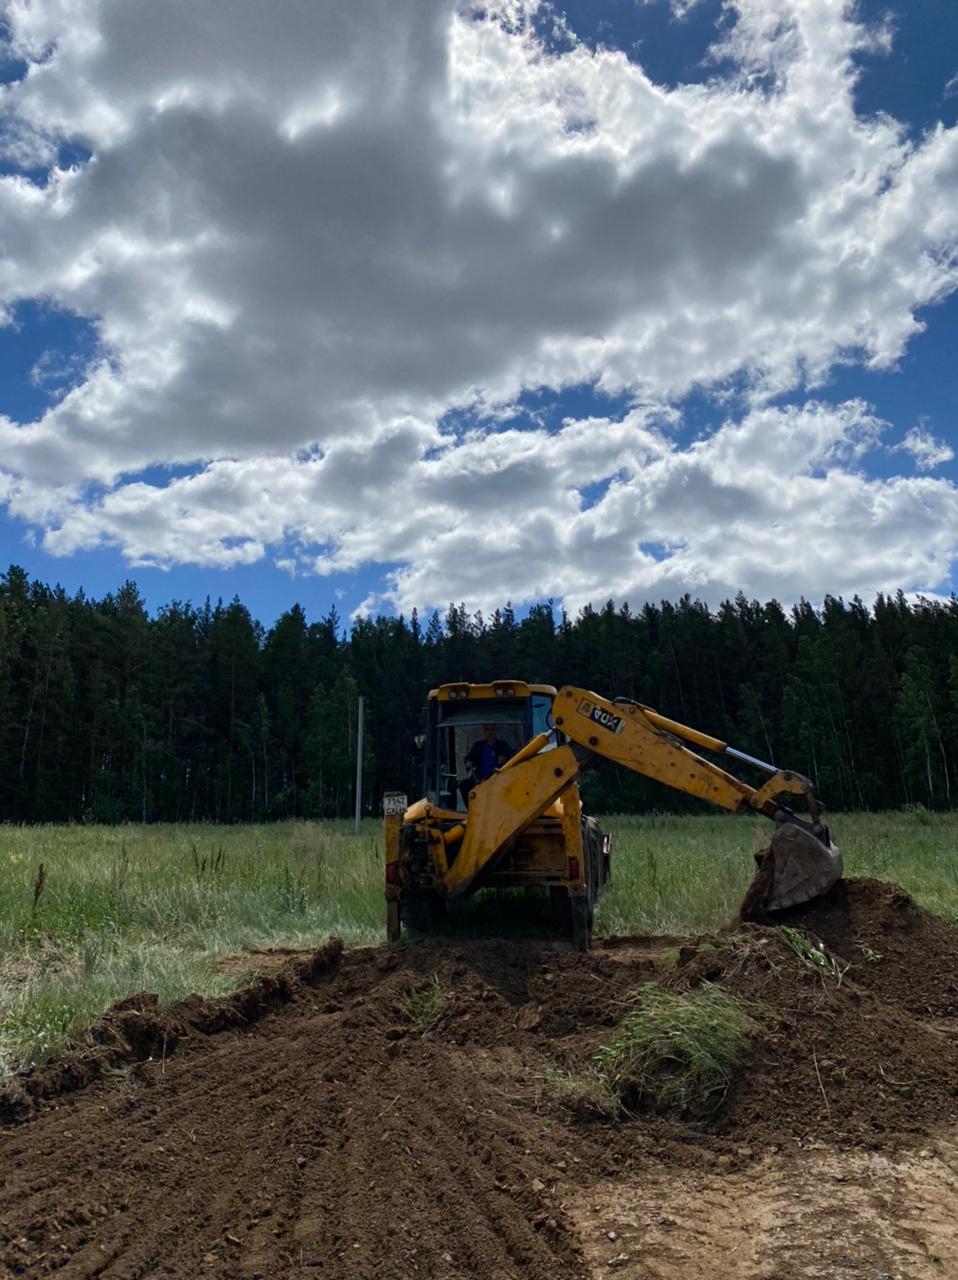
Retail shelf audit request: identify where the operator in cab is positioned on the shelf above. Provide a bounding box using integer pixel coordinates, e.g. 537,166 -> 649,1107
460,723 -> 512,802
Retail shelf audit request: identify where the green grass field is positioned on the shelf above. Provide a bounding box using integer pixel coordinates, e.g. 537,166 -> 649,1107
2,809 -> 957,1077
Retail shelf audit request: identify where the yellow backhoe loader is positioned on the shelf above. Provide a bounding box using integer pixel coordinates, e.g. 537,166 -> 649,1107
384,681 -> 841,949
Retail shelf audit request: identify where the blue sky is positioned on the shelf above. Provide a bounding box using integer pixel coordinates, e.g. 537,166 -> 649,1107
1,0 -> 957,624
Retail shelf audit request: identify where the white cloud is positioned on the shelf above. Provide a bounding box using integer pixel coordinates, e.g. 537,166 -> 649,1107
0,0 -> 957,613
25,399 -> 958,620
899,424 -> 955,471
636,0 -> 706,20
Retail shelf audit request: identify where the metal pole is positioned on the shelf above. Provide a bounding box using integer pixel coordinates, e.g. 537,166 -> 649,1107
354,695 -> 364,835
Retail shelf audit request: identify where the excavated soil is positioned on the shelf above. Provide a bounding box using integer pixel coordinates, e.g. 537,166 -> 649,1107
3,879 -> 958,1279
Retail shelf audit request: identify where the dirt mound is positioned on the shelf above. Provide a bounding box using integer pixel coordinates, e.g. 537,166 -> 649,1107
1,938 -> 619,1280
672,926 -> 958,1149
774,875 -> 958,1018
0,940 -> 344,1124
2,881 -> 958,1278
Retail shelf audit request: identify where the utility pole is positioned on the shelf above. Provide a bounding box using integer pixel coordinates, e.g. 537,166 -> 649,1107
354,695 -> 364,835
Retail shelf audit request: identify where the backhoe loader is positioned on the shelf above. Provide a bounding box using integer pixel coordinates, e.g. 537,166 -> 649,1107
384,681 -> 841,949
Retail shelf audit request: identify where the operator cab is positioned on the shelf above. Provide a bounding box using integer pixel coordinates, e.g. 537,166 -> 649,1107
424,681 -> 557,811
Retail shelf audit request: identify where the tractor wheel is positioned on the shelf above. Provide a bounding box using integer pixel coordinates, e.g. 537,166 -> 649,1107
386,898 -> 401,943
549,884 -> 570,928
571,894 -> 591,952
550,886 -> 591,949
402,890 -> 446,933
582,815 -> 605,907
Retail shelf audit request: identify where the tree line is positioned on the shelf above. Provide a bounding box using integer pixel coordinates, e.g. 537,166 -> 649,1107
1,562 -> 956,823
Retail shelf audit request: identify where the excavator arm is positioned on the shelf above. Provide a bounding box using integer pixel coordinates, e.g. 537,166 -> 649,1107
552,688 -> 824,824
442,686 -> 841,914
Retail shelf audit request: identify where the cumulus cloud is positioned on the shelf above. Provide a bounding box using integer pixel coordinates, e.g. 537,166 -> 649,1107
28,398 -> 958,619
899,424 -> 955,471
0,0 -> 957,613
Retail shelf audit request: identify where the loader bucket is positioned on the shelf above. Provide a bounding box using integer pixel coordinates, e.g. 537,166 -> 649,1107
740,821 -> 843,918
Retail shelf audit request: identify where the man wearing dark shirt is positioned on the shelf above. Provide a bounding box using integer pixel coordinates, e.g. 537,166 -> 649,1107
461,724 -> 512,801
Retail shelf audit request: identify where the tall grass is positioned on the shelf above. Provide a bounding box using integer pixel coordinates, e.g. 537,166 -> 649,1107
0,820 -> 382,1074
1,808 -> 957,1075
593,807 -> 958,934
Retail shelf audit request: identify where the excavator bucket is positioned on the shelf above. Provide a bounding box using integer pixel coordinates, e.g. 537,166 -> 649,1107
740,821 -> 843,918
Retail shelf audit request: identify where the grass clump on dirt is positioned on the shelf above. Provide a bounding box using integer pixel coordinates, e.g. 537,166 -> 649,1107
541,1064 -> 618,1118
401,974 -> 449,1034
545,980 -> 759,1120
779,926 -> 848,983
594,981 -> 758,1115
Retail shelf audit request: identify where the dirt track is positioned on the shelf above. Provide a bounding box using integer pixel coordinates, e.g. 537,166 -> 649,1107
3,879 -> 958,1279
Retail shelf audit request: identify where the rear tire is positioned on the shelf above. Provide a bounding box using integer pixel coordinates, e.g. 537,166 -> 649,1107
571,895 -> 591,951
582,815 -> 605,907
550,884 -> 570,928
386,898 -> 401,943
550,817 -> 606,949
402,890 -> 446,933
571,815 -> 607,951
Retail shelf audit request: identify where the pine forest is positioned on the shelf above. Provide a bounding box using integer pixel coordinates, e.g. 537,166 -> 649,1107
1,564 -> 955,824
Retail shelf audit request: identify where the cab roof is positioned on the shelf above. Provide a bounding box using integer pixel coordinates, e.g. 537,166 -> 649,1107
428,680 -> 557,702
